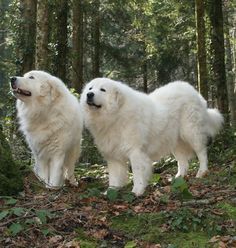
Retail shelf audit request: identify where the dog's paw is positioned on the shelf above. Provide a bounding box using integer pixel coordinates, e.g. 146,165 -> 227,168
45,184 -> 61,190
131,186 -> 145,197
69,179 -> 78,187
196,169 -> 209,178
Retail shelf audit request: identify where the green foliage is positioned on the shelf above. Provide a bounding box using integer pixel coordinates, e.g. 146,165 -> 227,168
171,177 -> 193,200
106,188 -> 136,203
165,208 -> 202,232
80,129 -> 104,165
164,207 -> 227,236
0,198 -> 55,237
106,187 -> 119,202
124,240 -> 137,248
0,127 -> 23,195
217,203 -> 236,219
9,222 -> 23,236
208,128 -> 236,165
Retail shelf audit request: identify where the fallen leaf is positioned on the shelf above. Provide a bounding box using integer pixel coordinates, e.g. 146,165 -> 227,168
49,235 -> 63,244
209,235 -> 221,243
59,240 -> 80,248
91,229 -> 108,239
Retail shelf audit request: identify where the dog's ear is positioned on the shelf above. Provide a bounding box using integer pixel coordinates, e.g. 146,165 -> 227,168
40,83 -> 50,97
48,80 -> 60,102
114,88 -> 124,107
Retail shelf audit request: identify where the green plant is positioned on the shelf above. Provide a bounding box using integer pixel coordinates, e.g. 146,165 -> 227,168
0,198 -> 55,236
165,208 -> 202,232
171,177 -> 192,200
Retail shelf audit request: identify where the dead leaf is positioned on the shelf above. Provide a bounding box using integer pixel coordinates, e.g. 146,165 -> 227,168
162,186 -> 171,193
49,235 -> 63,244
211,209 -> 224,216
91,229 -> 109,239
209,235 -> 221,243
219,241 -> 227,248
58,240 -> 80,248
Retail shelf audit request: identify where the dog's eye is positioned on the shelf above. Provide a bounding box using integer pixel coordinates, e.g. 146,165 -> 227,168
29,76 -> 34,79
100,88 -> 106,92
89,87 -> 93,90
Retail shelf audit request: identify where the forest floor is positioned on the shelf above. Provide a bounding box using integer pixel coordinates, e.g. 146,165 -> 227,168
0,131 -> 236,248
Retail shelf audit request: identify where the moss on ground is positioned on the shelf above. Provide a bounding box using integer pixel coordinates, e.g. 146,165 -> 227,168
217,202 -> 236,219
111,211 -> 211,247
75,228 -> 98,248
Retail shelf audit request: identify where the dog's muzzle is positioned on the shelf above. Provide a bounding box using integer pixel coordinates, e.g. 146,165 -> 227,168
10,77 -> 17,89
86,92 -> 101,108
10,76 -> 32,97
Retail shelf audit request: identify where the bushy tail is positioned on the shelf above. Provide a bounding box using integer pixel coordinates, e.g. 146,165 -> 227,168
206,109 -> 224,137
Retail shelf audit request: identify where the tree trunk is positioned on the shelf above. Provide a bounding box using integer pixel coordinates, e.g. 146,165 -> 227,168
72,0 -> 84,93
207,0 -> 229,117
35,0 -> 50,71
0,0 -> 7,83
195,0 -> 208,100
20,0 -> 37,74
142,59 -> 148,93
54,0 -> 68,82
224,6 -> 236,128
92,0 -> 100,78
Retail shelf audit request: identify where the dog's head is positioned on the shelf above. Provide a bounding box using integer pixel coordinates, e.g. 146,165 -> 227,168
81,78 -> 124,115
10,70 -> 60,103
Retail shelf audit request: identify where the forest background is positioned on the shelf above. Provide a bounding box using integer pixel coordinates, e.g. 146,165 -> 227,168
0,0 -> 236,247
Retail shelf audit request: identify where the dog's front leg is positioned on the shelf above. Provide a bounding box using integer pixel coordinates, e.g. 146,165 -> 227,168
48,154 -> 65,188
129,150 -> 153,196
107,160 -> 129,189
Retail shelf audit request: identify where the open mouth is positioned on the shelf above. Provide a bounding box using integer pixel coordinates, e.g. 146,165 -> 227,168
87,101 -> 101,108
13,88 -> 31,97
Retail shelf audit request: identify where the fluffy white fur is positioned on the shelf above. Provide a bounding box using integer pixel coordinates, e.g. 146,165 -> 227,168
12,70 -> 83,188
81,78 -> 223,196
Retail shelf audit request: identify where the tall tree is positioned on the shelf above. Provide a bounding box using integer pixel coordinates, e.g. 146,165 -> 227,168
0,0 -> 8,83
54,0 -> 68,82
19,0 -> 37,74
142,59 -> 148,92
195,0 -> 208,100
72,0 -> 84,92
35,0 -> 50,71
92,0 -> 101,78
224,4 -> 236,128
207,0 -> 228,116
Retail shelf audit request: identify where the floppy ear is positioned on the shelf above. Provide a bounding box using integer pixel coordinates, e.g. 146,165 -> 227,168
47,77 -> 61,101
48,80 -> 60,102
40,80 -> 60,102
40,83 -> 50,97
114,88 -> 124,107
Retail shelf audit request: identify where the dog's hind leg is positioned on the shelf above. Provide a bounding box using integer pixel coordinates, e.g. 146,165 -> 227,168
186,135 -> 209,178
195,148 -> 208,178
173,142 -> 192,178
174,158 -> 189,178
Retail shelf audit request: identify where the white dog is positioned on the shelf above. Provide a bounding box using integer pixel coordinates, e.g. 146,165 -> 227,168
10,70 -> 83,188
81,78 -> 223,196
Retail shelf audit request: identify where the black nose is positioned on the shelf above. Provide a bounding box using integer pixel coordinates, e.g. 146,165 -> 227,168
10,77 -> 17,89
87,92 -> 94,99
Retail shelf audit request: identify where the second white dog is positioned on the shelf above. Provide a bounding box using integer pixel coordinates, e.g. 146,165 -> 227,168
81,78 -> 223,196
